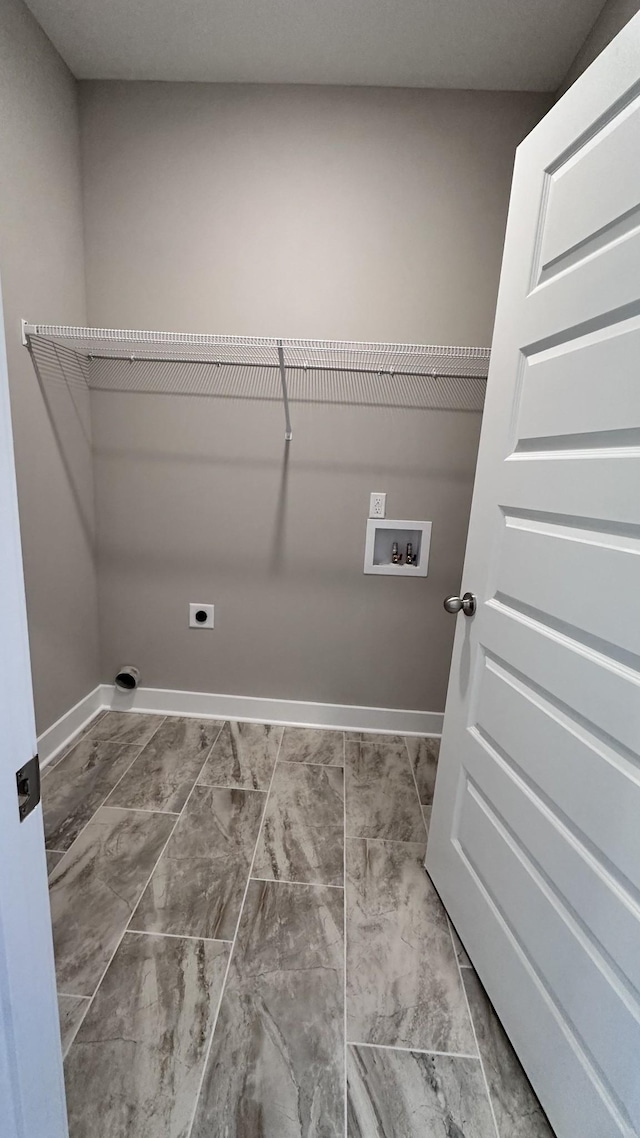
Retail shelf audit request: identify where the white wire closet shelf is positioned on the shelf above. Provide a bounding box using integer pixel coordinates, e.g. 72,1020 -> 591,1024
23,323 -> 491,440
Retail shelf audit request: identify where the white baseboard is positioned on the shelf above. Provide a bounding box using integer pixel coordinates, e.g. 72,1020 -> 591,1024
101,684 -> 443,737
38,685 -> 104,768
37,684 -> 442,768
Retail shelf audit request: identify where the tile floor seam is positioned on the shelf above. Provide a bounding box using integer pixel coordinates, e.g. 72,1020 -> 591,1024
356,741 -> 406,750
250,875 -> 344,890
277,758 -> 345,769
100,803 -> 178,815
346,1039 -> 481,1061
196,778 -> 270,793
404,735 -> 430,840
345,833 -> 427,846
56,991 -> 92,1001
125,928 -> 234,945
101,804 -> 181,816
448,908 -> 502,1138
184,724 -> 285,1138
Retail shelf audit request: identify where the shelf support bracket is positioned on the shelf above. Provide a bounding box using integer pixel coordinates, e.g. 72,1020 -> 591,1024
277,340 -> 293,442
21,319 -> 36,347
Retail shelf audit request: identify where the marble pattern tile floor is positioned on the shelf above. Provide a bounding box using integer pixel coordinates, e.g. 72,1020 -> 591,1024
191,880 -> 344,1138
279,726 -> 345,765
405,735 -> 440,805
50,805 -> 176,996
106,716 -> 224,812
46,849 -> 65,875
345,742 -> 426,842
346,838 -> 476,1054
65,932 -> 230,1138
131,783 -> 266,940
197,720 -> 283,791
42,713 -> 555,1137
43,737 -> 145,851
462,970 -> 556,1138
347,1045 -> 496,1138
57,995 -> 91,1058
252,761 -> 344,886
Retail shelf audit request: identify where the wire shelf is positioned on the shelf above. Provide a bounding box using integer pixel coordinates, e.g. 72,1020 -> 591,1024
24,324 -> 491,433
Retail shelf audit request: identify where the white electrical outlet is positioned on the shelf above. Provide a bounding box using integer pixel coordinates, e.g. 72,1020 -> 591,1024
189,603 -> 214,629
369,492 -> 386,519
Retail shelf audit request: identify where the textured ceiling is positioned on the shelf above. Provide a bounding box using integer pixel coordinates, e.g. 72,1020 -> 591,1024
25,0 -> 604,90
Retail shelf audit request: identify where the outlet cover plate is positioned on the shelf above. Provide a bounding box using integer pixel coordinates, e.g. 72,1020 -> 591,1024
189,603 -> 214,628
369,491 -> 386,519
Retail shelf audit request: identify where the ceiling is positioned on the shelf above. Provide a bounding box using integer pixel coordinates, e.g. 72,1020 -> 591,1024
25,0 -> 605,91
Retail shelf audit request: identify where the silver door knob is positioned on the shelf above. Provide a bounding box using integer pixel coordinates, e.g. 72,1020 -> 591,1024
443,592 -> 476,616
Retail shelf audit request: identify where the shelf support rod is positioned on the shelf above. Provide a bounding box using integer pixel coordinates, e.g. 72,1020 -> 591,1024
277,340 -> 293,442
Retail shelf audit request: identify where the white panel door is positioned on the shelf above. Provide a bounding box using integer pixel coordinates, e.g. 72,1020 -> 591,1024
0,284 -> 68,1136
426,16 -> 640,1138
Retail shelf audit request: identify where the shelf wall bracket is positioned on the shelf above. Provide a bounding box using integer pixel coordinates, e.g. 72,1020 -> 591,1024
277,340 -> 293,442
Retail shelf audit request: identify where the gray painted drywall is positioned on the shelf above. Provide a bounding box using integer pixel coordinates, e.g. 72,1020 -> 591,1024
558,0 -> 640,94
80,82 -> 549,713
0,0 -> 99,732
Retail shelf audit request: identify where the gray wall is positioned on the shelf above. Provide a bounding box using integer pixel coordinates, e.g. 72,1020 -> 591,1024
80,82 -> 549,714
559,0 -> 640,94
0,0 -> 99,732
